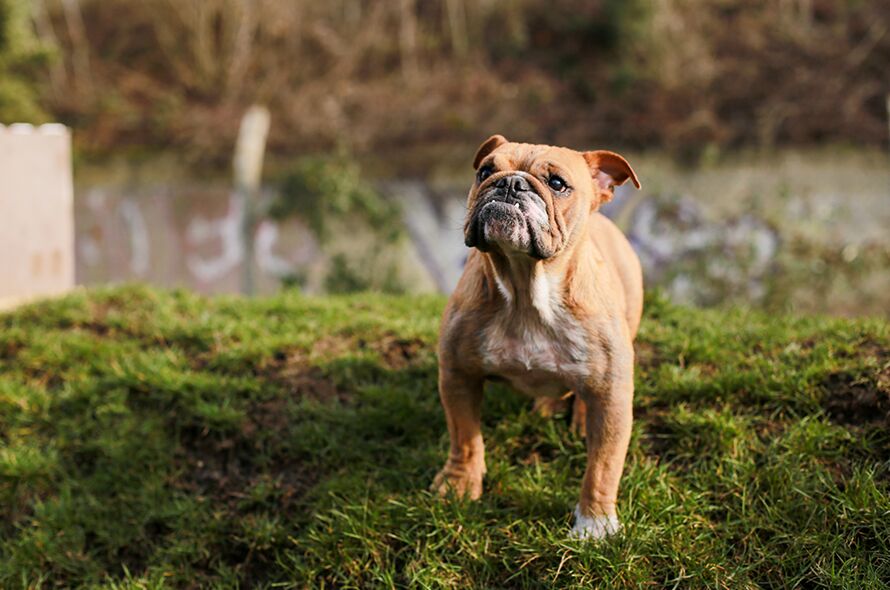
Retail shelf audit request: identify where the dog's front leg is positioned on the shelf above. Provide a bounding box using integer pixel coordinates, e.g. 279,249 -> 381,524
432,369 -> 486,500
572,371 -> 634,540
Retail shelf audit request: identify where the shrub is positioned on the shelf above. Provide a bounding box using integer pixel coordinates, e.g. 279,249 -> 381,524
0,0 -> 48,123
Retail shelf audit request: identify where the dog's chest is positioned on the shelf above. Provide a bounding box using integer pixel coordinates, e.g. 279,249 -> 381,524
480,303 -> 590,397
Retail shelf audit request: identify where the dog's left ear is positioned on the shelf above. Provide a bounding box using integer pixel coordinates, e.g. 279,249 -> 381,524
473,134 -> 508,169
583,150 -> 640,201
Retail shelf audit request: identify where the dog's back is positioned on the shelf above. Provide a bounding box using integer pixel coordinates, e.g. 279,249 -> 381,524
588,212 -> 643,339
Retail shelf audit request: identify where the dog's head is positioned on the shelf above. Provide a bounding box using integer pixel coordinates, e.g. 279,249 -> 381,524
464,135 -> 640,259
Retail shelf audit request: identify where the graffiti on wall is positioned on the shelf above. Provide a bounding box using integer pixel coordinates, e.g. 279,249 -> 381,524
75,187 -> 321,294
389,182 -> 783,303
74,174 -> 888,314
75,182 -> 783,300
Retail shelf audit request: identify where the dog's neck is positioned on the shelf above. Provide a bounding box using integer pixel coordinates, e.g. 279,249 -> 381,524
486,247 -> 578,325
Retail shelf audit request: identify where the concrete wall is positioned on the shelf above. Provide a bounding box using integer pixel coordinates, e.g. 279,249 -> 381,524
0,124 -> 74,309
70,148 -> 889,315
75,186 -> 324,294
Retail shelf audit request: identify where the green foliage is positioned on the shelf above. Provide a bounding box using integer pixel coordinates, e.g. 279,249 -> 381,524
502,0 -> 649,97
0,286 -> 888,588
270,154 -> 408,294
270,154 -> 400,244
0,0 -> 47,123
323,253 -> 405,295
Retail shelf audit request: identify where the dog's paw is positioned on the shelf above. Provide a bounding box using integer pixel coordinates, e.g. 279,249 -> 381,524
431,463 -> 483,500
569,505 -> 621,541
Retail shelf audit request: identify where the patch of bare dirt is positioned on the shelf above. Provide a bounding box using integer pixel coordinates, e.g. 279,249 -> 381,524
263,332 -> 429,402
836,338 -> 888,362
79,301 -> 113,335
362,333 -> 427,370
263,335 -> 352,403
308,333 -> 355,358
174,428 -> 314,513
239,398 -> 291,438
170,328 -> 424,584
822,368 -> 890,427
355,332 -> 427,370
171,400 -> 314,586
175,396 -> 315,504
820,359 -> 890,482
272,363 -> 345,403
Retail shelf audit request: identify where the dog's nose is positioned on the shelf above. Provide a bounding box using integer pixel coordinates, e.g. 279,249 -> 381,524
495,174 -> 531,195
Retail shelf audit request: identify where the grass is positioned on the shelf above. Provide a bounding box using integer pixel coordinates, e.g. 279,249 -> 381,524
0,285 -> 888,589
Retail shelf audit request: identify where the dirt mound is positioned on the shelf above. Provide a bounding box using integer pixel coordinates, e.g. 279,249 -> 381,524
264,335 -> 352,403
822,369 -> 890,426
359,333 -> 427,370
822,342 -> 890,427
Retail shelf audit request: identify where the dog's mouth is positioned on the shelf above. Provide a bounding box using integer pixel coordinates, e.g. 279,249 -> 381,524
465,175 -> 552,258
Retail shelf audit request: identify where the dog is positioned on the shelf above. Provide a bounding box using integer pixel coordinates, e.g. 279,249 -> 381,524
432,135 -> 642,540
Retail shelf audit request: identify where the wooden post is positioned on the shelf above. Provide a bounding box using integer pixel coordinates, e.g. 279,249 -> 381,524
233,105 -> 270,296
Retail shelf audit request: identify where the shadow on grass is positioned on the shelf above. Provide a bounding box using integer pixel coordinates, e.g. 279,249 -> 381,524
2,287 -> 889,588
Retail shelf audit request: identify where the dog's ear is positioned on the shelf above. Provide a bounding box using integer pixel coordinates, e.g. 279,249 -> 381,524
583,150 -> 640,201
473,135 -> 508,169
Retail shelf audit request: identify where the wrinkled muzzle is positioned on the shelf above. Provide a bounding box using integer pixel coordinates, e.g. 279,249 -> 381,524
464,173 -> 553,259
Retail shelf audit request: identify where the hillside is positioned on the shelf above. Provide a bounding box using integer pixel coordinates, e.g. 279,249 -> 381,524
6,1 -> 889,163
0,286 -> 888,588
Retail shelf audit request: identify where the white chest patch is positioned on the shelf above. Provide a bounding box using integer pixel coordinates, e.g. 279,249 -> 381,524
481,272 -> 590,397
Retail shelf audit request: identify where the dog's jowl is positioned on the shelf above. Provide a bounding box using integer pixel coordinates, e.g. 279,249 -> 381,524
433,135 -> 642,540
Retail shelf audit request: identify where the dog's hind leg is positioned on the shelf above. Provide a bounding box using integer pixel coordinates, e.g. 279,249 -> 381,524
570,395 -> 587,438
532,392 -> 571,418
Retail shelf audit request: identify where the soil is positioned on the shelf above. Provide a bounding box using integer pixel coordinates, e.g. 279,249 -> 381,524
822,371 -> 890,426
822,343 -> 890,427
167,331 -> 429,584
264,332 -> 428,403
263,335 -> 353,404
359,333 -> 426,370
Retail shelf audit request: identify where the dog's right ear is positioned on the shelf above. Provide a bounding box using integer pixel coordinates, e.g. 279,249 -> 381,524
583,150 -> 640,204
473,135 -> 508,169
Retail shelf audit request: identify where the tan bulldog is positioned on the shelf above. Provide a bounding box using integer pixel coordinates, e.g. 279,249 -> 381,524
432,135 -> 642,540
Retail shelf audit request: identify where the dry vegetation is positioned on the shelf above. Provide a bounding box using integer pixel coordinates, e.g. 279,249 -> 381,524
22,0 -> 890,164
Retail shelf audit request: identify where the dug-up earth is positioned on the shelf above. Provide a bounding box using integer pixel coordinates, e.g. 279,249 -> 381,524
0,286 -> 888,588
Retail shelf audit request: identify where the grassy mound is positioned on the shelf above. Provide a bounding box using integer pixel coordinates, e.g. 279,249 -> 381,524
1,286 -> 888,588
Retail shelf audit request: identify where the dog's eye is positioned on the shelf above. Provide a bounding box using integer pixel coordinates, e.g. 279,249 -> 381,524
548,175 -> 568,192
477,165 -> 494,183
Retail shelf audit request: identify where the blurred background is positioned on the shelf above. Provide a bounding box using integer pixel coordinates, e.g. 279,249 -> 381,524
1,0 -> 888,315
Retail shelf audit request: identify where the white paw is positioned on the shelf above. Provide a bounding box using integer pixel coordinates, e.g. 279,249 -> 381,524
569,504 -> 621,540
